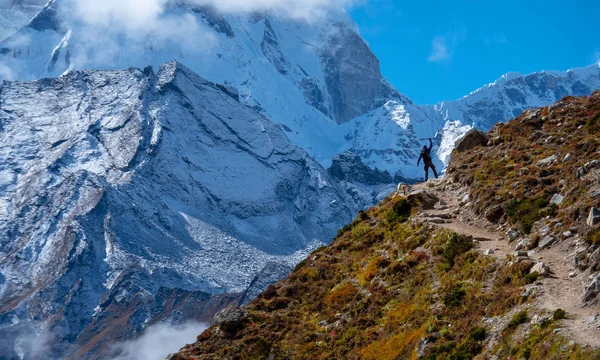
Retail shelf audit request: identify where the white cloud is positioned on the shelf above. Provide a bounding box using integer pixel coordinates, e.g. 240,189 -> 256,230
0,61 -> 15,81
427,29 -> 466,63
112,321 -> 208,360
428,36 -> 449,62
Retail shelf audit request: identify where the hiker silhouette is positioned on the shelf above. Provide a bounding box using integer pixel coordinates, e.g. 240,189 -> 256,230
417,139 -> 438,181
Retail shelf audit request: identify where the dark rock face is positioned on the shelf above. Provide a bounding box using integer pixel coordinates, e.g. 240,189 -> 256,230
485,205 -> 504,223
27,0 -> 64,33
454,129 -> 490,153
320,23 -> 399,124
328,152 -> 394,185
191,5 -> 235,37
238,262 -> 292,305
261,18 -> 289,75
214,306 -> 248,336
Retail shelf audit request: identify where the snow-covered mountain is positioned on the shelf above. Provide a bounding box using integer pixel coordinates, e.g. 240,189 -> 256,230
1,1 -> 600,358
0,61 -> 365,359
426,61 -> 600,133
0,0 -> 442,179
1,2 -> 600,180
0,0 -> 47,42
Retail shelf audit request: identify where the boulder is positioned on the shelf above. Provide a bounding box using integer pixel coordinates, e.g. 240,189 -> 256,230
454,129 -> 490,153
539,235 -> 556,249
506,230 -> 519,242
214,306 -> 248,336
583,274 -> 600,303
515,238 -> 533,251
485,205 -> 504,223
407,190 -> 439,210
576,160 -> 600,179
588,248 -> 600,272
536,154 -> 557,167
588,207 -> 600,227
550,194 -> 564,206
530,262 -> 549,276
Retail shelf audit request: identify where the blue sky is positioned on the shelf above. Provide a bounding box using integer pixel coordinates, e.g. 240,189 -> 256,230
349,0 -> 600,105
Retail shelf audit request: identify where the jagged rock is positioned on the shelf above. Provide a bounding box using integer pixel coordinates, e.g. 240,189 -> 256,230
583,274 -> 600,303
485,205 -> 504,223
515,251 -> 529,257
536,154 -> 557,167
576,160 -> 600,179
515,238 -> 533,251
530,262 -> 549,276
328,152 -> 394,185
507,230 -> 519,242
215,83 -> 240,101
563,153 -> 572,162
588,249 -> 600,272
539,235 -> 556,249
550,194 -> 564,206
569,272 -> 577,278
407,190 -> 439,210
484,249 -> 495,255
588,207 -> 600,227
562,231 -> 574,239
214,306 -> 248,336
454,129 -> 490,153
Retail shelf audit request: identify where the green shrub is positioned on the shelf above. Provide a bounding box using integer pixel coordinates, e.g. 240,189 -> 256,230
444,286 -> 466,308
437,233 -> 474,270
524,272 -> 540,284
386,198 -> 412,225
506,197 -> 550,234
553,308 -> 566,320
507,310 -> 528,329
585,228 -> 600,246
468,326 -> 486,341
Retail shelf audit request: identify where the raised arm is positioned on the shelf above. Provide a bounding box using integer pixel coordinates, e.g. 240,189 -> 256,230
428,139 -> 434,151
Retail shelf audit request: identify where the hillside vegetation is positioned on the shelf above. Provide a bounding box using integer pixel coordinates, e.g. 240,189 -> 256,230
172,92 -> 600,359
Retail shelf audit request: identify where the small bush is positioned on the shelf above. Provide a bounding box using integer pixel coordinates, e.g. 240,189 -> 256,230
468,326 -> 486,341
506,197 -> 552,234
553,308 -> 566,320
363,256 -> 390,282
437,233 -> 474,270
444,286 -> 466,308
585,229 -> 600,246
524,271 -> 540,284
507,310 -> 528,329
386,198 -> 412,225
325,282 -> 357,310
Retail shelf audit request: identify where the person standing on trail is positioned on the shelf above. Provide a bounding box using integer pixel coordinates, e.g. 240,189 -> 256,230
417,139 -> 438,181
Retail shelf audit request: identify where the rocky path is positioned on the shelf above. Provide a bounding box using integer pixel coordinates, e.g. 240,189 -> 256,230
409,178 -> 600,348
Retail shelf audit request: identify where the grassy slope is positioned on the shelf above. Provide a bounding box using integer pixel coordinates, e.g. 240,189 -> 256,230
173,92 -> 600,360
448,91 -> 600,240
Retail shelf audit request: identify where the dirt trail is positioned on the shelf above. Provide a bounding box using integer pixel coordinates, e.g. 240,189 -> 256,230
409,178 -> 600,348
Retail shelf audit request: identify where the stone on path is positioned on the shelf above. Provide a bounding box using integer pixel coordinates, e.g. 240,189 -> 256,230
539,235 -> 556,249
531,262 -> 549,276
484,249 -> 494,255
506,230 -> 519,242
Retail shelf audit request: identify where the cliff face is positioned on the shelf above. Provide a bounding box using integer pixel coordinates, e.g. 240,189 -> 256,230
173,92 -> 600,360
0,61 -> 359,359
